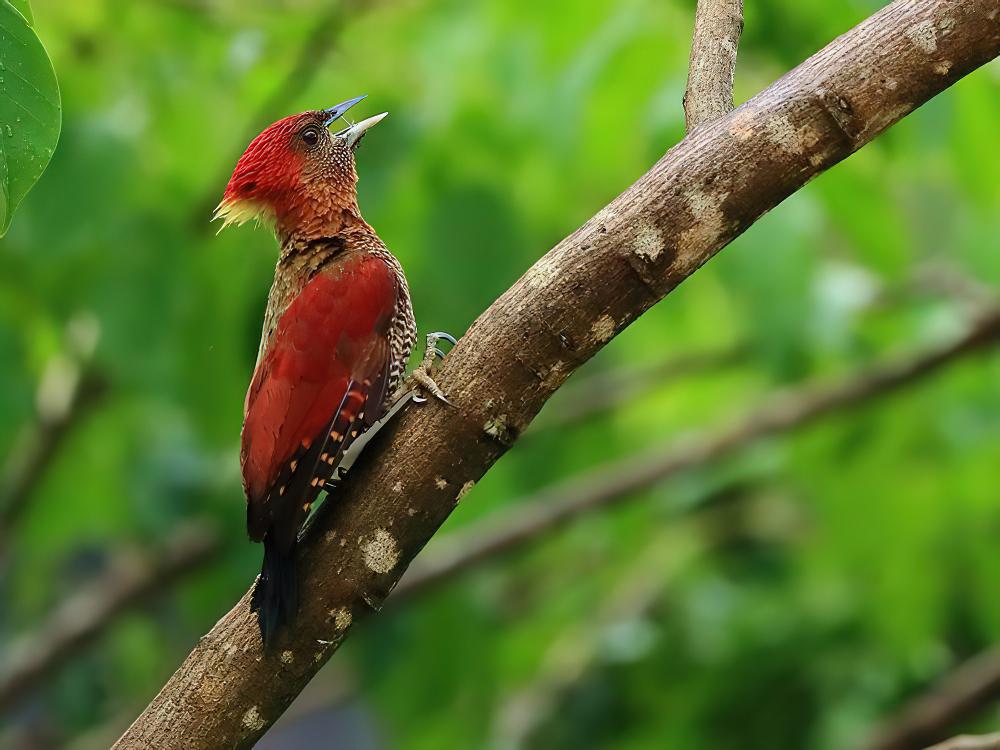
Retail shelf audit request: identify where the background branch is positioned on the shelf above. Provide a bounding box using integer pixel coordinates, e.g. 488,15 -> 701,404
113,3 -> 1000,746
684,0 -> 744,129
0,315 -> 106,547
0,524 -> 219,713
864,645 -> 1000,750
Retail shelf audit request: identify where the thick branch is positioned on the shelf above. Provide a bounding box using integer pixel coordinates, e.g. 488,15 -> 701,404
864,646 -> 1000,750
0,525 -> 219,712
684,0 -> 744,128
115,3 -> 1000,748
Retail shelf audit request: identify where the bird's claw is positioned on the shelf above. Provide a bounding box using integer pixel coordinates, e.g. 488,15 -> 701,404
411,331 -> 457,406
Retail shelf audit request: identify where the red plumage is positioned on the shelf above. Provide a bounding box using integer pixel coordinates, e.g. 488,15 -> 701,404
241,253 -> 397,544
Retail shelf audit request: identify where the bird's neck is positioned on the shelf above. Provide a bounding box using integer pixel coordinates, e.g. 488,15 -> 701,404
274,178 -> 371,244
276,205 -> 372,245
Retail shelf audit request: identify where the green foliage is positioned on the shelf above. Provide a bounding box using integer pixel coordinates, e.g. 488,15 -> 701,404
0,0 -> 998,748
0,0 -> 60,236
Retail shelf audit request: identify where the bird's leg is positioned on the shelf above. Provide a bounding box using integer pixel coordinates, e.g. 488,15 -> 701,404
409,332 -> 456,405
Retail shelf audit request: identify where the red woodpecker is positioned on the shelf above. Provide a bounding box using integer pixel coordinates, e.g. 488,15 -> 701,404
216,96 -> 438,646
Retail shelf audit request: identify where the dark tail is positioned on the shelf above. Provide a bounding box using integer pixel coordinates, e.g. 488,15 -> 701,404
251,533 -> 298,649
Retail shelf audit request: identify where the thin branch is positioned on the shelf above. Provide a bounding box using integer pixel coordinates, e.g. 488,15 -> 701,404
528,344 -> 747,434
396,307 -> 999,600
684,0 -> 744,129
0,524 -> 220,713
864,646 -> 1000,750
114,4 -> 1000,747
0,316 -> 106,545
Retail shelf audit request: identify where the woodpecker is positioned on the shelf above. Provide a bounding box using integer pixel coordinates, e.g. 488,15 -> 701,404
216,96 -> 441,646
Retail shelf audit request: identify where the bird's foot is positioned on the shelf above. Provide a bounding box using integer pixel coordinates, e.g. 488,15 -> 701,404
411,331 -> 456,406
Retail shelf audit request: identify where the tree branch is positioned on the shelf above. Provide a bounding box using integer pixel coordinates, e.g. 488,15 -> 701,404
684,0 -> 744,129
864,646 -> 1000,750
114,3 -> 1000,747
0,524 -> 219,713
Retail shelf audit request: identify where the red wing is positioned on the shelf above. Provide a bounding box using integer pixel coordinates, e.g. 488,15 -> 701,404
241,253 -> 397,546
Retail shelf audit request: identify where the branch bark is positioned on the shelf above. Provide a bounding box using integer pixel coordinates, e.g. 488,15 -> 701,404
864,646 -> 1000,750
0,525 -> 219,713
114,3 -> 1000,747
684,0 -> 744,129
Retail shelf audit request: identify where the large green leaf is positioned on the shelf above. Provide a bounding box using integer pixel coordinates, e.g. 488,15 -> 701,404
0,0 -> 59,236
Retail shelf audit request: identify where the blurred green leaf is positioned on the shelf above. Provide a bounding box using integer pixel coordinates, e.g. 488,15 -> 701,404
0,0 -> 59,236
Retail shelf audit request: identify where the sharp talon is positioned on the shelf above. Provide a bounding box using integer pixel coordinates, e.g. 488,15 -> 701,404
412,393 -> 428,404
430,331 -> 457,347
433,347 -> 446,360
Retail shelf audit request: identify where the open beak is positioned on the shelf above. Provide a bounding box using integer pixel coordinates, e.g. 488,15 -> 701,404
322,95 -> 367,126
337,112 -> 388,148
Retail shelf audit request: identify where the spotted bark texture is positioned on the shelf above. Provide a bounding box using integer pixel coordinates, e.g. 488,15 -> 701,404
114,2 -> 1000,748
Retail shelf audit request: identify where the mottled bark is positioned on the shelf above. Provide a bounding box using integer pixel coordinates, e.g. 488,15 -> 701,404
114,2 -> 1000,748
684,0 -> 744,128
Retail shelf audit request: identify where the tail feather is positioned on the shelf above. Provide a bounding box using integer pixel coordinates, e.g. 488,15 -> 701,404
251,534 -> 298,648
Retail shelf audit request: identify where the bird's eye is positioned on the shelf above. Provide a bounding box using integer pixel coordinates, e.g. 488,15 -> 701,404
301,127 -> 321,146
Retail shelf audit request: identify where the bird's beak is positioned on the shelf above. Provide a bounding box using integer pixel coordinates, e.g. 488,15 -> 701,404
337,112 -> 389,148
322,95 -> 367,127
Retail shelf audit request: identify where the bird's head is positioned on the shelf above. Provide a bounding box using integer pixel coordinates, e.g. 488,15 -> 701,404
215,95 -> 386,240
